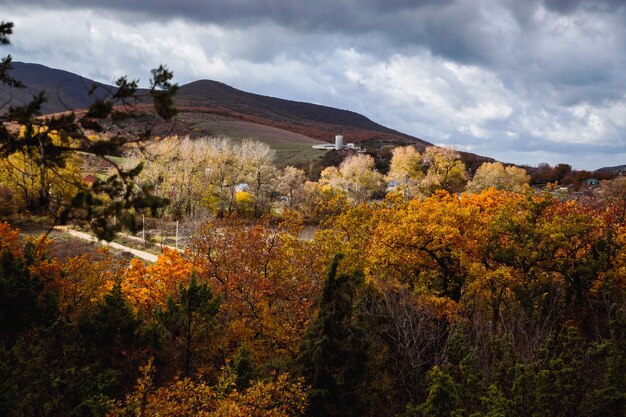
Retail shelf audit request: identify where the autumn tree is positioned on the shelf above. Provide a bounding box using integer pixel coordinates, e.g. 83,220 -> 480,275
386,145 -> 423,198
365,191 -> 477,301
598,176 -> 626,220
137,136 -> 213,219
192,217 -> 329,362
465,162 -> 530,194
275,166 -> 308,210
117,248 -> 198,313
531,162 -> 557,184
320,154 -> 384,202
241,140 -> 277,217
421,146 -> 468,195
58,248 -> 126,319
111,359 -> 308,417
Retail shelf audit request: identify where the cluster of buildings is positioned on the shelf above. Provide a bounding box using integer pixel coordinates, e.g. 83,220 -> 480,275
312,135 -> 366,153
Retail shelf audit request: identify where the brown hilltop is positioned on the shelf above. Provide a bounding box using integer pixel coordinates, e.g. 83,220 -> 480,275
2,62 -> 493,168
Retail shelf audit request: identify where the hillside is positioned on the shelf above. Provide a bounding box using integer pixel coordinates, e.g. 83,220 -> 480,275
1,62 -> 427,145
1,62 -> 493,168
595,164 -> 626,175
175,80 -> 427,146
0,62 -> 110,114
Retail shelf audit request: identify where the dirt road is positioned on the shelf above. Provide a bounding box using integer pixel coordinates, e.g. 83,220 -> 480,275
55,226 -> 158,262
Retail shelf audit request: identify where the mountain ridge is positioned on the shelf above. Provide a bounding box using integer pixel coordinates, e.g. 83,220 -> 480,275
1,61 -> 428,146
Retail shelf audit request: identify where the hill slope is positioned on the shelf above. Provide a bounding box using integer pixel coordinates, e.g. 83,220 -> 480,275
2,62 -> 429,146
0,62 -> 110,114
176,80 -> 424,145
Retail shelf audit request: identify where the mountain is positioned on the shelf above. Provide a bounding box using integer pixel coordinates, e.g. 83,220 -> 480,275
1,62 -> 427,144
595,165 -> 626,175
0,62 -> 111,114
1,62 -> 492,168
175,80 -> 425,145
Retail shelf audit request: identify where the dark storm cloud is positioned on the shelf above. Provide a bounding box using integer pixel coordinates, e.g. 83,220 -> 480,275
3,0 -> 447,29
544,0 -> 626,13
6,0 -> 623,70
4,1 -> 623,64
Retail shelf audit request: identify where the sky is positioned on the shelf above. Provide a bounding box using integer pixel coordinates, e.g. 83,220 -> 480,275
2,0 -> 626,170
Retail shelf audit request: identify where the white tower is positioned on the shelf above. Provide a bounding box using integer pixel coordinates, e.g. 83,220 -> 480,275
335,135 -> 344,150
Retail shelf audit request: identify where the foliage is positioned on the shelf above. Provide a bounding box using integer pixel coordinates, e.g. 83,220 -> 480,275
192,217 -> 329,363
298,255 -> 370,417
2,180 -> 626,416
136,136 -> 277,218
408,365 -> 461,417
276,166 -> 308,210
386,145 -> 423,198
466,162 -> 530,194
421,146 -> 468,195
320,153 -> 385,202
155,273 -> 220,377
117,248 -> 198,313
110,358 -> 307,417
0,22 -> 175,239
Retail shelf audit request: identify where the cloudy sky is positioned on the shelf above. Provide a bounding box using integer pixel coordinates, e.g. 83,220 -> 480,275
2,0 -> 626,170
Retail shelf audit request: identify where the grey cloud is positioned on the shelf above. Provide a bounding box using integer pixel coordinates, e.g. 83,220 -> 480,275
544,0 -> 626,13
0,0 -> 516,66
4,0 -> 623,69
3,0 -> 448,29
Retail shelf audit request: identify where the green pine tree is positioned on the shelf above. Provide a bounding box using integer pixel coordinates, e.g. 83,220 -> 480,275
298,254 -> 369,417
156,274 -> 219,377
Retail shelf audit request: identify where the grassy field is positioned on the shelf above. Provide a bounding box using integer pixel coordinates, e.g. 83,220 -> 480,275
269,142 -> 325,167
178,112 -> 328,167
76,111 -> 330,174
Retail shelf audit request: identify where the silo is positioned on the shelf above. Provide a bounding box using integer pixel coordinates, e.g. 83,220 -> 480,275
335,135 -> 344,150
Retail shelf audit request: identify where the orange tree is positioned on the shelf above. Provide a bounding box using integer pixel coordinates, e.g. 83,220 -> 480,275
191,216 -> 331,366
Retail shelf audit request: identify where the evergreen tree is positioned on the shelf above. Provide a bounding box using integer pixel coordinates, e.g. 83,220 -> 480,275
417,365 -> 461,417
0,242 -> 57,346
233,344 -> 256,390
156,274 -> 220,377
78,282 -> 149,394
298,254 -> 370,417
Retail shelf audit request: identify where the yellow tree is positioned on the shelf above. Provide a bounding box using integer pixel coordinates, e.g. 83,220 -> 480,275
115,248 -> 200,313
465,161 -> 530,194
366,191 -> 478,302
386,145 -> 423,198
0,150 -> 39,210
275,166 -> 308,210
241,140 -> 277,217
110,359 -> 307,417
320,154 -> 385,202
421,146 -> 468,195
138,136 -> 216,219
58,248 -> 126,319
